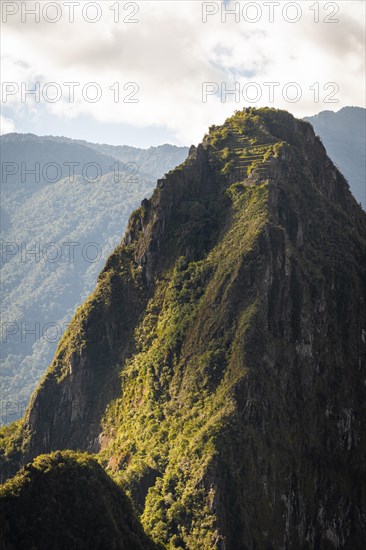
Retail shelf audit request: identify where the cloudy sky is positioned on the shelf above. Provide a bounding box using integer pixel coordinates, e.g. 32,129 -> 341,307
1,0 -> 365,146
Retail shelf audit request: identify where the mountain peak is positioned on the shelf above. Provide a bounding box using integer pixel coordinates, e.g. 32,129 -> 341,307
1,108 -> 366,549
117,107 -> 356,287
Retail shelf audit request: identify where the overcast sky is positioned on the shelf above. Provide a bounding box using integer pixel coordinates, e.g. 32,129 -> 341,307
1,0 -> 365,147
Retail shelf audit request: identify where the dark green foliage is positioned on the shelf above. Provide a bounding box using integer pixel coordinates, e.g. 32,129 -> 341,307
0,450 -> 160,550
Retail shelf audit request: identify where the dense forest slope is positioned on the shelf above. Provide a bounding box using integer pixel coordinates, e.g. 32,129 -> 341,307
0,134 -> 188,423
1,108 -> 366,549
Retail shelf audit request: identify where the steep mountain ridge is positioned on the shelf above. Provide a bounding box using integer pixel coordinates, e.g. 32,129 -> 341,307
1,108 -> 365,549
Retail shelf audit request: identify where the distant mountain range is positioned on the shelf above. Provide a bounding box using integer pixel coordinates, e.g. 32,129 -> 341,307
304,106 -> 365,208
0,134 -> 188,423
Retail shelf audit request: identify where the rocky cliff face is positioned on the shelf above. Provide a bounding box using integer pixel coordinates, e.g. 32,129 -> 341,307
1,108 -> 365,549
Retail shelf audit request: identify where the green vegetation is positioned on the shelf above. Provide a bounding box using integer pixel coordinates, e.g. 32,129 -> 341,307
2,108 -> 366,549
0,450 -> 160,549
98,145 -> 270,547
0,421 -> 23,456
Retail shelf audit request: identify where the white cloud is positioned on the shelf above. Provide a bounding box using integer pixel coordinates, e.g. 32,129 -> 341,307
0,114 -> 15,134
1,1 -> 365,144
